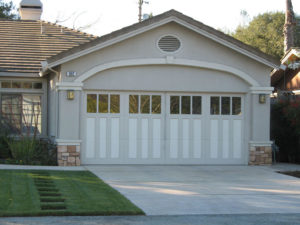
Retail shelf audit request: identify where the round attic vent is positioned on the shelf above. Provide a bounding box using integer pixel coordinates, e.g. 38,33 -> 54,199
158,35 -> 181,52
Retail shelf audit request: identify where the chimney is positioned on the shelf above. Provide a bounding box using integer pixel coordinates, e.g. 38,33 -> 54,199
19,0 -> 43,20
284,0 -> 296,54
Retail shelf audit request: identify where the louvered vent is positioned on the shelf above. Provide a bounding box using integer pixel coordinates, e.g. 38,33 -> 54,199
158,35 -> 181,52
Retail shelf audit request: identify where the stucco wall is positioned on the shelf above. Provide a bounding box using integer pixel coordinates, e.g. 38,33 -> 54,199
57,90 -> 81,140
50,21 -> 274,165
60,22 -> 271,86
83,65 -> 249,93
251,94 -> 271,142
47,73 -> 58,138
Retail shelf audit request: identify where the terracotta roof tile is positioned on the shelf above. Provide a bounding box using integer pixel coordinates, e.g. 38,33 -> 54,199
0,19 -> 97,74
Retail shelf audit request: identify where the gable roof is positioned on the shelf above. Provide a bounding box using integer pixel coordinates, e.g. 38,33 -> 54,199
271,47 -> 300,86
43,9 -> 279,72
0,19 -> 97,74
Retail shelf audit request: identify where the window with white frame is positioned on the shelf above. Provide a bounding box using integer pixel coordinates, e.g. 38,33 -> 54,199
170,95 -> 202,115
210,96 -> 242,115
0,94 -> 42,135
86,94 -> 120,114
129,95 -> 161,114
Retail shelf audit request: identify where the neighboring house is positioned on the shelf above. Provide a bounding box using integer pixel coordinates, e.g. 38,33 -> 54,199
0,0 -> 96,137
0,0 -> 279,166
271,48 -> 300,97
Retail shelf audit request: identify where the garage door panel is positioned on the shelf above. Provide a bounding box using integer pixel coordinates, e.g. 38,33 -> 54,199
182,119 -> 190,159
111,118 -> 120,158
141,118 -> 149,159
152,118 -> 161,159
82,92 -> 245,165
170,119 -> 179,159
233,119 -> 242,159
86,118 -> 96,158
193,119 -> 202,158
222,120 -> 230,159
129,118 -> 138,158
99,118 -> 107,158
210,119 -> 219,159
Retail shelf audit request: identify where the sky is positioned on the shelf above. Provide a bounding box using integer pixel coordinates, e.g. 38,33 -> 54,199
6,0 -> 300,36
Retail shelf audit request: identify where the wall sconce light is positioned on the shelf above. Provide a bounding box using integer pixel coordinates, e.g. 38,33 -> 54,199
259,94 -> 266,104
67,90 -> 75,100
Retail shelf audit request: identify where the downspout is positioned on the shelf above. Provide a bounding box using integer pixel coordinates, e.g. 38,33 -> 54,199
40,61 -> 60,141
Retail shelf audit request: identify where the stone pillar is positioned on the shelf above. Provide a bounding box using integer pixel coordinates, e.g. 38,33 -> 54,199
57,143 -> 81,166
249,144 -> 272,165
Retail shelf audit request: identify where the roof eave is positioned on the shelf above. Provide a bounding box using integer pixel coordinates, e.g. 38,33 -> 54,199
281,48 -> 300,64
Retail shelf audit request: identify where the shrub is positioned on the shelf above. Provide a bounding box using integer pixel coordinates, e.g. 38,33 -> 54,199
6,137 -> 37,165
33,138 -> 57,166
0,126 -> 12,159
271,98 -> 300,163
3,137 -> 57,166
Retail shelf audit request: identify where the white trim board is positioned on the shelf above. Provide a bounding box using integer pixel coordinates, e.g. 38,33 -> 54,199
56,139 -> 82,146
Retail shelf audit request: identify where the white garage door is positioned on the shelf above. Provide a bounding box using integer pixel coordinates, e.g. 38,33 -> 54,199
82,92 -> 244,164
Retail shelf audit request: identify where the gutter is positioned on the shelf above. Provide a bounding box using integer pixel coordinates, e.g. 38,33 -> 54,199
270,64 -> 287,77
39,60 -> 61,140
39,60 -> 60,77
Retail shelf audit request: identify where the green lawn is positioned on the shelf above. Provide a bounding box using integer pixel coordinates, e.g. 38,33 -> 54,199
0,169 -> 144,217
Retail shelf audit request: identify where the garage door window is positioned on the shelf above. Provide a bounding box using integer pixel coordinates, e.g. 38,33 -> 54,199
110,95 -> 120,113
129,95 -> 161,114
152,95 -> 161,114
210,96 -> 241,115
87,94 -> 120,114
221,97 -> 230,115
129,95 -> 139,113
141,95 -> 150,114
170,95 -> 202,115
87,94 -> 97,113
181,96 -> 191,114
99,94 -> 108,113
170,96 -> 180,114
192,96 -> 202,114
232,97 -> 241,115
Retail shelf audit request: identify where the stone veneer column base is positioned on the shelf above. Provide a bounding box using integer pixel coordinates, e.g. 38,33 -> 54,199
249,145 -> 272,165
57,145 -> 81,166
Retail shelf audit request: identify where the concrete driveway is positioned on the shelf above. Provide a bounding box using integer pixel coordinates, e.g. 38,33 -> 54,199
86,165 -> 300,215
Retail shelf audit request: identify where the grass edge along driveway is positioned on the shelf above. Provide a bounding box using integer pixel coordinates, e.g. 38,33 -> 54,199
0,169 -> 144,217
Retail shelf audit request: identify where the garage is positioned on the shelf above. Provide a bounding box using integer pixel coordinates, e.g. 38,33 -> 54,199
82,92 -> 244,164
45,10 -> 278,166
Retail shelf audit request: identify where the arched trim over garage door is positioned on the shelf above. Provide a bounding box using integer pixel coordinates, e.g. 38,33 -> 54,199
75,58 -> 259,87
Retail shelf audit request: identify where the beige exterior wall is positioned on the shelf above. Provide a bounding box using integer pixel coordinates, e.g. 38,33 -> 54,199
49,22 -> 274,165
83,66 -> 249,93
60,23 -> 271,86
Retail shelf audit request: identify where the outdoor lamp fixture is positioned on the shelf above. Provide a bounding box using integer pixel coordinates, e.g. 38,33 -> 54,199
259,94 -> 266,104
67,90 -> 75,100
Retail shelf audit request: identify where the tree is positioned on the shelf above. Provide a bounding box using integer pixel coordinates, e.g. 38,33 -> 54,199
232,12 -> 285,59
295,16 -> 300,47
0,0 -> 17,19
284,0 -> 296,53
